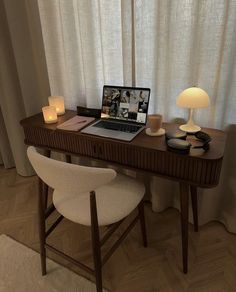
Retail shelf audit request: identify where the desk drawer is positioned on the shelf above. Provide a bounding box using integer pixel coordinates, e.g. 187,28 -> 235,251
23,127 -> 101,158
129,147 -> 222,187
23,127 -> 223,187
101,142 -> 222,187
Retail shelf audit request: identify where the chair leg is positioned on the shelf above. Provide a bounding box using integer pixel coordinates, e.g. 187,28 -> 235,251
138,200 -> 147,247
38,178 -> 47,275
43,183 -> 49,210
43,149 -> 51,209
90,191 -> 103,292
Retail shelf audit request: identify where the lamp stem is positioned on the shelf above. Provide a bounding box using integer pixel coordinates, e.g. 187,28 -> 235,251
179,108 -> 201,133
187,108 -> 194,126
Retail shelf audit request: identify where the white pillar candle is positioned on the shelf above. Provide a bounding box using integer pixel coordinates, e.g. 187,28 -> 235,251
42,106 -> 58,124
48,96 -> 65,115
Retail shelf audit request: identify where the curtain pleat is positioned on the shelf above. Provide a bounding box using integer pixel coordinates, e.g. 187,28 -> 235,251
0,0 -> 50,175
0,108 -> 14,168
134,0 -> 236,129
38,0 -> 133,109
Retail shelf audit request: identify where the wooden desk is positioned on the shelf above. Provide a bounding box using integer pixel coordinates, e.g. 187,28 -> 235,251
20,110 -> 226,273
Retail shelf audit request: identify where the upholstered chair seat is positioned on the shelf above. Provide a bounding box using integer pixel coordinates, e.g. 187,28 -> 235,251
53,173 -> 145,226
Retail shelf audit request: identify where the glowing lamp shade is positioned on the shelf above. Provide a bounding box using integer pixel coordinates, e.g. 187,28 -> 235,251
176,87 -> 210,133
42,106 -> 58,124
48,96 -> 65,115
177,87 -> 210,108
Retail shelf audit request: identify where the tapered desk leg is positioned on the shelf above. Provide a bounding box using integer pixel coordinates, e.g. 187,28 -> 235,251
190,186 -> 198,232
179,182 -> 189,274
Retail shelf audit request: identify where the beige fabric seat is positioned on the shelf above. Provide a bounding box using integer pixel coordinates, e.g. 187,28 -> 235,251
27,146 -> 147,292
53,173 -> 144,226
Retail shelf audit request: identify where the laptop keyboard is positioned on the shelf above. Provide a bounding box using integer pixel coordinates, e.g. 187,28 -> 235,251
94,120 -> 142,133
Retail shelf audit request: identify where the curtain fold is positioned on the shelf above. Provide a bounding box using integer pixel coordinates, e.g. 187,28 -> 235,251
0,0 -> 29,175
0,0 -> 50,175
0,108 -> 14,169
38,0 -> 133,109
135,0 -> 236,129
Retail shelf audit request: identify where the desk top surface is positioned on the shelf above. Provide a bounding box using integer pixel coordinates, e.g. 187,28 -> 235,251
21,110 -> 226,161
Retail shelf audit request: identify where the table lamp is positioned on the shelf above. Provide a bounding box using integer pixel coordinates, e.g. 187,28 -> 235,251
176,87 -> 210,133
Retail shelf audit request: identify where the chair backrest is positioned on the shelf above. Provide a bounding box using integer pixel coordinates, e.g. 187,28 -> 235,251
27,146 -> 116,195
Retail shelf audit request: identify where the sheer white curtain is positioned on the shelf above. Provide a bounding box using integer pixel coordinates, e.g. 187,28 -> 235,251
38,0 -> 236,232
38,0 -> 236,128
38,0 -> 133,109
135,0 -> 236,129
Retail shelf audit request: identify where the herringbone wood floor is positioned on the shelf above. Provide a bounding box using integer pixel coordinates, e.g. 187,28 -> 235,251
1,166 -> 236,292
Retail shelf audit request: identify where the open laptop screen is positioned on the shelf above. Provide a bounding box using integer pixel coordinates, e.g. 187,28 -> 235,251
101,85 -> 150,124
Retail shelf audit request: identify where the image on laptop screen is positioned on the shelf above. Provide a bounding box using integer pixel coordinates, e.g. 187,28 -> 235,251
101,86 -> 150,124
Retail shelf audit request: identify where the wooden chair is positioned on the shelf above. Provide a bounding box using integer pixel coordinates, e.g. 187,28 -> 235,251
27,146 -> 147,292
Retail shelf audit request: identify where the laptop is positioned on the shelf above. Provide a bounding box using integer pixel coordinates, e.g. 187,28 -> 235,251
81,85 -> 151,141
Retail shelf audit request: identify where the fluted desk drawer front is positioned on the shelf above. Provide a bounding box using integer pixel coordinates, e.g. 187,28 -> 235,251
95,141 -> 222,187
23,127 -> 99,158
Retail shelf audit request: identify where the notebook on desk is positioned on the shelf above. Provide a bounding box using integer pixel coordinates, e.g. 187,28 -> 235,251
57,116 -> 95,131
81,85 -> 151,141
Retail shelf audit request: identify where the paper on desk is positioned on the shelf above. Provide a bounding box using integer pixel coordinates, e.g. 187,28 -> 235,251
57,116 -> 95,131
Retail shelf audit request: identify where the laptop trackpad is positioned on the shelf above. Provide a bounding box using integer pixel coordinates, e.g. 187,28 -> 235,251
82,125 -> 136,141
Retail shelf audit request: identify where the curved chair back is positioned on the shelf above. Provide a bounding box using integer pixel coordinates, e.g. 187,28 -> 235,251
27,146 -> 116,195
